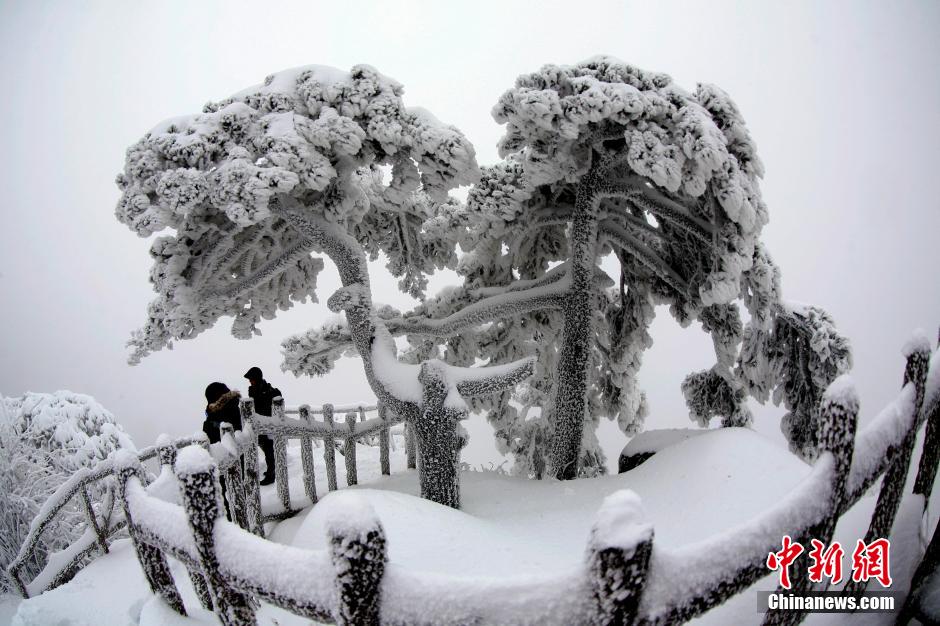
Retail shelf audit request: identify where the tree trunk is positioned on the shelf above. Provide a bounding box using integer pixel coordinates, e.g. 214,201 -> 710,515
549,177 -> 600,480
412,362 -> 462,508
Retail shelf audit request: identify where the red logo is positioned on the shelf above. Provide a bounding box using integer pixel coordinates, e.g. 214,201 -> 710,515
851,538 -> 892,588
766,537 -> 892,588
766,535 -> 805,589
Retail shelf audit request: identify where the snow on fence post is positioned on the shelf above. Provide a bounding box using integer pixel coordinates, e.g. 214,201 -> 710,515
414,361 -> 462,509
238,398 -> 264,538
765,376 -> 859,626
845,333 -> 930,600
378,402 -> 390,476
219,423 -> 247,529
404,422 -> 417,470
79,485 -> 109,556
327,494 -> 387,626
816,376 -> 860,533
323,403 -> 338,491
299,404 -> 318,505
586,490 -> 653,625
114,451 -> 187,616
272,396 -> 290,513
344,412 -> 358,486
157,435 -> 177,468
175,445 -> 256,626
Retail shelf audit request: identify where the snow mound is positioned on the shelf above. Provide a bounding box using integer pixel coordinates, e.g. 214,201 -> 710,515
285,428 -> 808,575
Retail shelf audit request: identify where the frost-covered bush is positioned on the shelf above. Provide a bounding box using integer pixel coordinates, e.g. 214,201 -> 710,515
0,392 -> 134,590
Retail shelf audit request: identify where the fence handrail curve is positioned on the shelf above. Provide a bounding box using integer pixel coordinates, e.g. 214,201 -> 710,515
6,433 -> 206,596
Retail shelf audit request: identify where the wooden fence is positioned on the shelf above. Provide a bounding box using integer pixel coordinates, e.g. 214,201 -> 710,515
9,332 -> 940,625
5,398 -> 412,596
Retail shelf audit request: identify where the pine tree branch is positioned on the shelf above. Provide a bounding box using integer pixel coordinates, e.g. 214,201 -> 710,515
393,281 -> 568,338
599,221 -> 690,295
600,206 -> 667,240
474,262 -> 570,297
208,238 -> 315,299
597,176 -> 715,243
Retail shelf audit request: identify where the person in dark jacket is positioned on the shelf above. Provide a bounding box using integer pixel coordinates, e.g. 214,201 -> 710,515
244,367 -> 281,486
203,382 -> 242,443
203,382 -> 242,521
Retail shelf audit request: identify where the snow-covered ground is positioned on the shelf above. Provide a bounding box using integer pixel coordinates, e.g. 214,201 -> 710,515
4,427 -> 932,625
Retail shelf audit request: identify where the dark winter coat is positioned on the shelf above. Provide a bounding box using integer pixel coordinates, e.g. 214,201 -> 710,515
248,380 -> 282,417
203,390 -> 243,443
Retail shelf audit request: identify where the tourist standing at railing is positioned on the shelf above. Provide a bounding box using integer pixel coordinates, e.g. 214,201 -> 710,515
203,381 -> 243,521
244,367 -> 281,486
203,382 -> 242,443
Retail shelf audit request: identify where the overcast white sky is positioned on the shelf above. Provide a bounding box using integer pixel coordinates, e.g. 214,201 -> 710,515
0,0 -> 937,469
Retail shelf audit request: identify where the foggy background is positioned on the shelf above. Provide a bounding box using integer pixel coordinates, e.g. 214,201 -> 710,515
1,0 -> 937,470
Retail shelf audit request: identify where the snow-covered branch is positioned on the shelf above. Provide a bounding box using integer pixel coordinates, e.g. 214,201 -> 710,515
601,179 -> 715,243
393,280 -> 568,338
599,221 -> 689,295
210,237 -> 317,299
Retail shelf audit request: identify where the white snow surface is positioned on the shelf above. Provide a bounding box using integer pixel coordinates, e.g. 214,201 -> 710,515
174,445 -> 216,477
925,345 -> 940,415
902,327 -> 932,358
10,425 -> 927,625
589,490 -> 652,550
621,427 -> 711,456
822,373 -> 860,411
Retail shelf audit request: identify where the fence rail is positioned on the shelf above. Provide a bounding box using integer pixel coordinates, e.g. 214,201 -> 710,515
9,331 -> 940,626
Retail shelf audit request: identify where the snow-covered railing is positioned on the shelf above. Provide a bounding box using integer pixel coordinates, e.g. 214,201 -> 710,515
18,332 -> 940,624
108,332 -> 938,625
5,433 -> 207,598
241,397 -> 412,523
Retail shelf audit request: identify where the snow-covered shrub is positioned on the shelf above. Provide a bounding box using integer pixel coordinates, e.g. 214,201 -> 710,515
0,391 -> 135,590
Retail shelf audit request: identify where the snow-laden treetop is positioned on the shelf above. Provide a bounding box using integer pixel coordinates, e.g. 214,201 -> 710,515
466,55 -> 768,309
116,64 -> 478,363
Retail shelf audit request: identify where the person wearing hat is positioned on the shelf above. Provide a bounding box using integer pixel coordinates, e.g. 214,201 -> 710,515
203,381 -> 243,520
244,366 -> 281,486
203,382 -> 242,443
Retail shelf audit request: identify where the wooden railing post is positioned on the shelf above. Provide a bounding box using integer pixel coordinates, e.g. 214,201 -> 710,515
586,490 -> 653,625
175,445 -> 256,626
156,435 -> 177,469
378,403 -> 390,476
845,333 -> 931,600
404,422 -> 417,470
327,495 -> 387,626
299,405 -> 318,504
239,398 -> 264,538
345,412 -> 358,486
272,397 -> 290,512
765,376 -> 859,626
79,485 -> 109,556
323,404 -> 338,491
913,330 -> 940,501
114,451 -> 186,616
219,422 -> 247,529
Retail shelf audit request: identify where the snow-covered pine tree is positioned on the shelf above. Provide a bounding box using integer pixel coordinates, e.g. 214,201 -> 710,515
366,57 -> 849,478
355,57 -> 772,479
0,391 -> 134,590
117,65 -> 535,508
